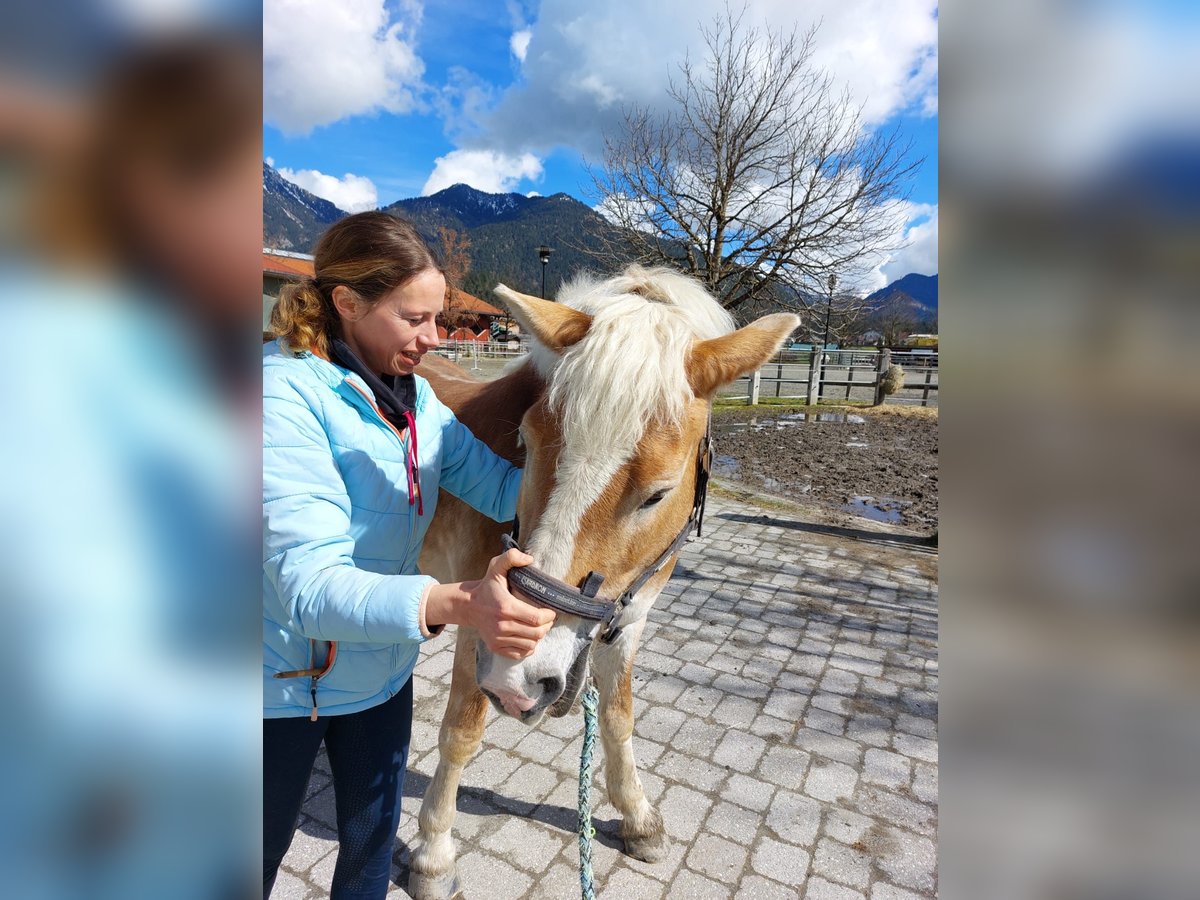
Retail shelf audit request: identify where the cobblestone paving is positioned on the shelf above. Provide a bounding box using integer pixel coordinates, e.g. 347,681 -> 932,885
275,493 -> 939,899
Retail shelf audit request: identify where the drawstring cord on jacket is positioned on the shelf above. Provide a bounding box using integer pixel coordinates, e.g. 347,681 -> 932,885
404,409 -> 422,516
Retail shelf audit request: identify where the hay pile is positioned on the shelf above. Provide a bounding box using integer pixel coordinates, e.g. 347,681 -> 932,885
879,363 -> 905,397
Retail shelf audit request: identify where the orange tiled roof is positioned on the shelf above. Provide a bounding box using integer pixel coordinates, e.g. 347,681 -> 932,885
447,288 -> 502,317
263,251 -> 314,279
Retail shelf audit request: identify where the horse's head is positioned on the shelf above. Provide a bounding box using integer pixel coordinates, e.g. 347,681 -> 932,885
476,266 -> 797,723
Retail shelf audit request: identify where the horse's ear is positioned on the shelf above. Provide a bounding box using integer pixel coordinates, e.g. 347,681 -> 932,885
494,284 -> 593,353
687,313 -> 800,397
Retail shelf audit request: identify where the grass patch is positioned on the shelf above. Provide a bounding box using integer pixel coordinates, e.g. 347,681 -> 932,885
713,396 -> 874,410
713,397 -> 937,419
709,479 -> 803,513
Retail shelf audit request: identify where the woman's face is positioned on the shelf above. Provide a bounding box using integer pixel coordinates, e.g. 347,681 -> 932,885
337,269 -> 445,376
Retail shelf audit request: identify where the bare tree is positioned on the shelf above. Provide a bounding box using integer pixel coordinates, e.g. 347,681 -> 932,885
588,5 -> 920,319
805,291 -> 872,347
436,225 -> 472,329
870,292 -> 918,346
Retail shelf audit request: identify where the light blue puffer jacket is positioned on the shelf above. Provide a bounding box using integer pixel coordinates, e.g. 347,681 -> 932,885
263,340 -> 521,718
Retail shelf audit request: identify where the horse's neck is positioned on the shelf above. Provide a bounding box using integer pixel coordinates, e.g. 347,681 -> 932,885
423,356 -> 543,464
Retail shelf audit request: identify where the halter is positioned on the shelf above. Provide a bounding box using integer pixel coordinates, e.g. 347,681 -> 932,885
501,419 -> 712,644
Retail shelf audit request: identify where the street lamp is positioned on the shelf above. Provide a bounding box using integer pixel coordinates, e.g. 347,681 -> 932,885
537,245 -> 553,299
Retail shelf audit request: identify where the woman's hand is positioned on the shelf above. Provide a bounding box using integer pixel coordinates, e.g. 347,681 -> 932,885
424,549 -> 556,659
464,549 -> 556,659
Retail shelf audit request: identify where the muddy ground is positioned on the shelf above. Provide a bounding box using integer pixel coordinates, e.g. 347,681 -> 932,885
710,404 -> 939,532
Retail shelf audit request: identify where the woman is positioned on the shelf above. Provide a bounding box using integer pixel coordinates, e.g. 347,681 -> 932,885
263,212 -> 554,899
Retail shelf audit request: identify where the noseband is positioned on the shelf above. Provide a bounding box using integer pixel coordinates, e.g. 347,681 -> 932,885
502,420 -> 712,644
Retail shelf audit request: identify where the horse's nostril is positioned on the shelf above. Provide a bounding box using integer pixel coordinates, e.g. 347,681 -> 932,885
538,676 -> 564,700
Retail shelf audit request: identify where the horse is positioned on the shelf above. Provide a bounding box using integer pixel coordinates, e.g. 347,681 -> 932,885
409,265 -> 798,898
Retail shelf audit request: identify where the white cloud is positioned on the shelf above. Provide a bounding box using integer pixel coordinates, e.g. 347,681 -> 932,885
452,0 -> 937,159
593,194 -> 660,233
264,0 -> 425,135
422,149 -> 544,195
510,28 -> 532,62
862,202 -> 938,292
278,166 -> 380,213
265,156 -> 275,168
434,66 -> 500,144
526,191 -> 541,197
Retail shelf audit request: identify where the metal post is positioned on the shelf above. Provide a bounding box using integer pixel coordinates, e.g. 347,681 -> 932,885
537,245 -> 553,299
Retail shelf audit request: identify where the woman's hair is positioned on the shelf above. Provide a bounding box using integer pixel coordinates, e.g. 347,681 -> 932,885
270,211 -> 442,357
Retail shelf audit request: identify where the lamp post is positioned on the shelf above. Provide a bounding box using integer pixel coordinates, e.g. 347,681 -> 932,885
818,273 -> 836,403
537,245 -> 553,299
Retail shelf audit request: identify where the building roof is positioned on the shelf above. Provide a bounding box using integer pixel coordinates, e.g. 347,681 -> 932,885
263,249 -> 314,280
447,288 -> 503,317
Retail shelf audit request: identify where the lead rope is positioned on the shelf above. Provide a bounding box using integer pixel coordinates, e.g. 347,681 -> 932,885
575,422 -> 710,898
578,682 -> 600,900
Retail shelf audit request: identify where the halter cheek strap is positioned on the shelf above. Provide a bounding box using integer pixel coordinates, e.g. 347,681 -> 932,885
502,420 -> 712,643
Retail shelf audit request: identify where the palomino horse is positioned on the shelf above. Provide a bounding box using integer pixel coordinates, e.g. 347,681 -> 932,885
409,266 -> 797,898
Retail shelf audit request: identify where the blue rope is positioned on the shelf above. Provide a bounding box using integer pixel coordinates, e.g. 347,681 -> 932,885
578,683 -> 600,900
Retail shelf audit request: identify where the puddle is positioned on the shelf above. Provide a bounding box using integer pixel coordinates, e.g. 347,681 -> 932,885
780,412 -> 866,425
714,411 -> 867,433
712,454 -> 740,478
759,476 -> 797,494
712,454 -> 809,496
844,495 -> 907,524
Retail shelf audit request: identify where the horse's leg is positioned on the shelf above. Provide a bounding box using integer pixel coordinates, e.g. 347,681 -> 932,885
409,629 -> 489,900
594,626 -> 667,862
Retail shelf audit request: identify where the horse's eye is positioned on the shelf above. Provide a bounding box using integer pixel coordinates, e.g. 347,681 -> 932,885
641,490 -> 668,509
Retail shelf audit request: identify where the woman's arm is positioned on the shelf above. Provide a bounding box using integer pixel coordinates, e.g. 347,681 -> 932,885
433,397 -> 522,522
264,375 -> 554,656
264,376 -> 436,644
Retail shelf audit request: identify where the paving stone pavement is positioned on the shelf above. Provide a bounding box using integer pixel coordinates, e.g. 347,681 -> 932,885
276,493 -> 939,899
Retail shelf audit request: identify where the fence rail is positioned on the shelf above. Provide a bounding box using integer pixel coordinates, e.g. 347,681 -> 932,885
717,348 -> 938,407
433,339 -> 527,361
433,342 -> 938,407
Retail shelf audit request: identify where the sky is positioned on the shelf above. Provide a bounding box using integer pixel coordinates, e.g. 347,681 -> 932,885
263,0 -> 939,290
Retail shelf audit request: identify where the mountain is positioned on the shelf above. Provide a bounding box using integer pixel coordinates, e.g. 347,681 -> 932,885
262,165 -> 628,296
390,182 -> 540,231
867,273 -> 938,311
262,163 -> 348,252
861,272 -> 938,338
383,183 -> 627,298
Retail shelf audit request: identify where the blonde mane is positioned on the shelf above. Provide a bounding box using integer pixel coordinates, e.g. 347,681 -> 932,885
522,265 -> 734,579
530,265 -> 734,453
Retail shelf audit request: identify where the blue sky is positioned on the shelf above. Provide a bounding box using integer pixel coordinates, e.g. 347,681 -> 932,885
264,0 -> 938,288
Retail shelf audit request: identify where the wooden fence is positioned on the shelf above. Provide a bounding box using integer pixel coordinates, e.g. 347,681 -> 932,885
432,342 -> 938,407
717,349 -> 938,407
